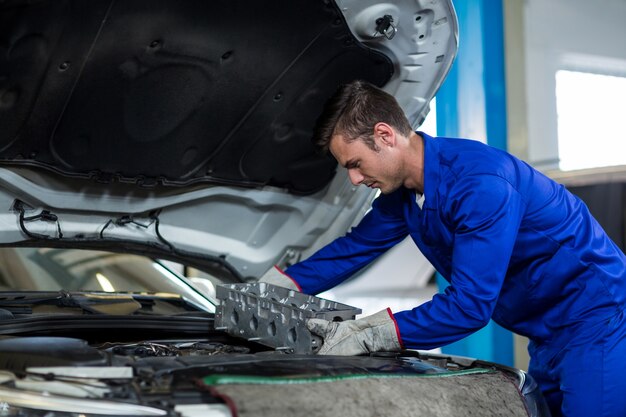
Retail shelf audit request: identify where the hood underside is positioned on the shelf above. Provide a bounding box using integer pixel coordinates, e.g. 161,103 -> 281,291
0,0 -> 458,278
1,0 -> 393,194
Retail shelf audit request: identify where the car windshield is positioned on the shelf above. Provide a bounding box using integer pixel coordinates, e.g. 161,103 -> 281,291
0,247 -> 215,312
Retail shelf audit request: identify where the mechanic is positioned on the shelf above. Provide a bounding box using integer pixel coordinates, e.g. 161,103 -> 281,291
260,80 -> 626,417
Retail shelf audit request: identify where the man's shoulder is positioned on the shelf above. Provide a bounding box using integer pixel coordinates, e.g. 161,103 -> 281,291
431,136 -> 524,177
432,136 -> 498,160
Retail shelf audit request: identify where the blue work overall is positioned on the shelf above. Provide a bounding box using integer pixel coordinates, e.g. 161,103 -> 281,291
285,133 -> 626,417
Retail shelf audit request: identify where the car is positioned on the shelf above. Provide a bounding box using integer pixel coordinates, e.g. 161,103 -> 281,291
0,0 -> 550,416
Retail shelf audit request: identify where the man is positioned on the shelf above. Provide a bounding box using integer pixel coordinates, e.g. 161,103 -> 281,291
261,80 -> 626,417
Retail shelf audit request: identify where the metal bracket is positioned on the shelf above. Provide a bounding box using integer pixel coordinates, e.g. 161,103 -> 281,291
374,14 -> 397,40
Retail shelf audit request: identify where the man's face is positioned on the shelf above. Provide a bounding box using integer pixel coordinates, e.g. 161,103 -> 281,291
329,133 -> 403,194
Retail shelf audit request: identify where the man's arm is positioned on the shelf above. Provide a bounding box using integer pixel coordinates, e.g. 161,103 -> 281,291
394,175 -> 527,349
284,192 -> 410,295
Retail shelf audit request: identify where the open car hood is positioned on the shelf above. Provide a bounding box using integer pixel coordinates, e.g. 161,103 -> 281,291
0,0 -> 457,279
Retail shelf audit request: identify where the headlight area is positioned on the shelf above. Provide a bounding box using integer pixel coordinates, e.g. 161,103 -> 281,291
519,372 -> 552,417
472,360 -> 551,417
0,387 -> 167,417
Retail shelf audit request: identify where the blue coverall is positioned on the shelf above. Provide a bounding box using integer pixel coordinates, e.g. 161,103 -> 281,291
284,133 -> 626,417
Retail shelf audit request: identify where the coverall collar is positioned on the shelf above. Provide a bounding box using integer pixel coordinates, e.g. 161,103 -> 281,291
417,131 -> 440,211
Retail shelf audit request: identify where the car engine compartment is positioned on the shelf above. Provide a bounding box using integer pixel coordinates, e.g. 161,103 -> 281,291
0,335 -> 534,417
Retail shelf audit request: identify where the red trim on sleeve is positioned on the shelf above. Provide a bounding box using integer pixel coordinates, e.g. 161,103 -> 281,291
386,307 -> 405,349
274,265 -> 302,292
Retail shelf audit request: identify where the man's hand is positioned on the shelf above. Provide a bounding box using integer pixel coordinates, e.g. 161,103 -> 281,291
306,308 -> 403,355
258,266 -> 300,291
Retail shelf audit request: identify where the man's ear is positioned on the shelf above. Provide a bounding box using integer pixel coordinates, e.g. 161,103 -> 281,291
373,122 -> 396,147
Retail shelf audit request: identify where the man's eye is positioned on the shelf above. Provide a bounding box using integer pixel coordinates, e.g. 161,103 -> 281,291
346,160 -> 360,169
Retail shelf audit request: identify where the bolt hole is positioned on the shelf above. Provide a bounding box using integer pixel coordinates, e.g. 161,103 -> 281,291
230,311 -> 239,325
268,321 -> 277,336
419,34 -> 425,39
415,15 -> 422,22
288,328 -> 297,343
222,50 -> 233,60
58,61 -> 70,71
273,92 -> 283,101
250,315 -> 258,331
149,40 -> 160,48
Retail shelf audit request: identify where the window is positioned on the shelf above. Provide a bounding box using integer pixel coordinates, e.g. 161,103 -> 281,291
556,70 -> 626,171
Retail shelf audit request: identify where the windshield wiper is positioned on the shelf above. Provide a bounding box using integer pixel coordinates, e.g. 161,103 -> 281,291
0,291 -> 142,315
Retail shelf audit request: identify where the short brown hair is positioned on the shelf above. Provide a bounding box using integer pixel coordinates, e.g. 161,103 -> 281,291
312,80 -> 413,152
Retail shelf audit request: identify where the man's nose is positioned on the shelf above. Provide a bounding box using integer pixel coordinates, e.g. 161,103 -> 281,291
348,169 -> 364,185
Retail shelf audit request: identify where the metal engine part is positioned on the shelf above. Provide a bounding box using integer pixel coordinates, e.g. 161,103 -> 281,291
214,283 -> 362,354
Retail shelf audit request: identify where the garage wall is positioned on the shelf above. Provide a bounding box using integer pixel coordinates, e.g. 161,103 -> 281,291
521,0 -> 626,170
505,0 -> 626,370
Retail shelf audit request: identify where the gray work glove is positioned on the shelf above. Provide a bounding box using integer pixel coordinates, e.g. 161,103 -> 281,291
306,308 -> 403,356
258,266 -> 300,291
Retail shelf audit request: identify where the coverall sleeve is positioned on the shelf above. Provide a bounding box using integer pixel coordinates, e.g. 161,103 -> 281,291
285,193 -> 409,295
394,175 -> 527,350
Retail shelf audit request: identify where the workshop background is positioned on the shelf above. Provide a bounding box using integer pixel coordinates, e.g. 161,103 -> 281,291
317,0 -> 626,371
